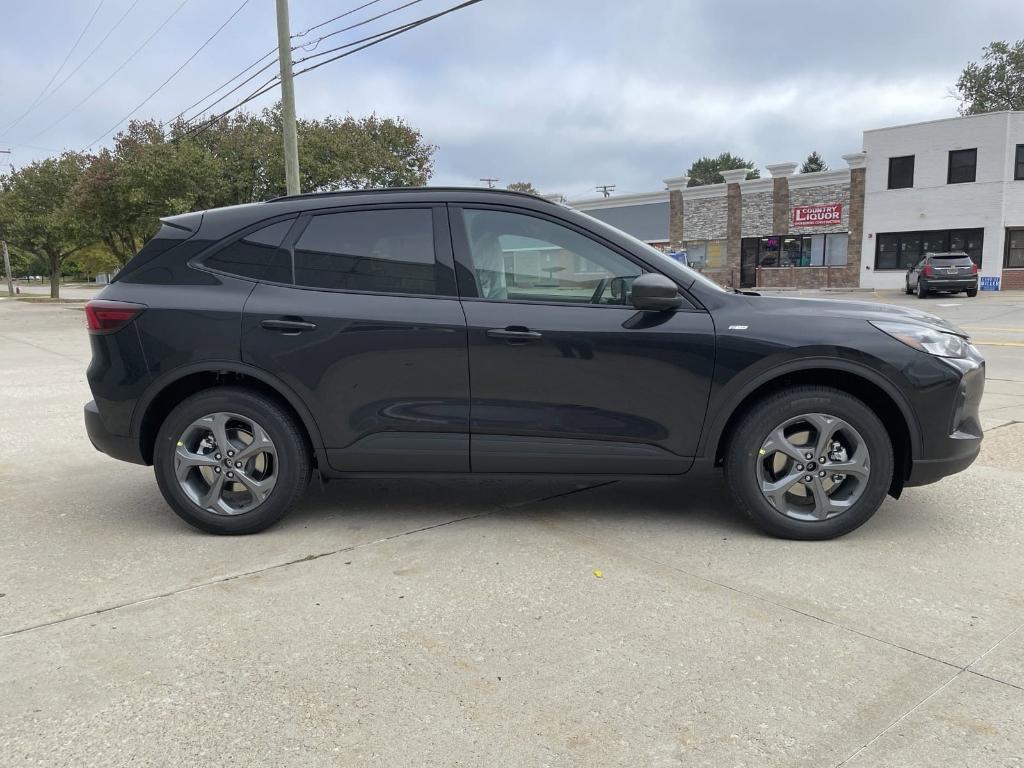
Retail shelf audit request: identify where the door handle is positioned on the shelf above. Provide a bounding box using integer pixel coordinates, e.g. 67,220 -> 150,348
261,318 -> 317,334
486,327 -> 542,342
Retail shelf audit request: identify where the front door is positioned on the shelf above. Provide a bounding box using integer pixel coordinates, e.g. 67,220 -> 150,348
740,237 -> 759,288
241,205 -> 470,472
450,205 -> 716,474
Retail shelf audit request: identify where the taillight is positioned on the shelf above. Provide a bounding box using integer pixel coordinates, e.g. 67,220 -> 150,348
971,262 -> 979,274
84,300 -> 145,334
923,264 -> 933,277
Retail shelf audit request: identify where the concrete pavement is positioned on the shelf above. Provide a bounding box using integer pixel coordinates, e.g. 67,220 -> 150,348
1,291 -> 1022,766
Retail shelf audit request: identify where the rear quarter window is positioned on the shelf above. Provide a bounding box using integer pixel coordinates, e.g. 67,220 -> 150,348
203,219 -> 295,282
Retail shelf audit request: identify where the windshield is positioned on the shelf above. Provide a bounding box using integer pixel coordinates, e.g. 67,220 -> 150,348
573,209 -> 728,292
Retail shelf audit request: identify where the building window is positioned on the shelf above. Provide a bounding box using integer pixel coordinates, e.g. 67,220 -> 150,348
888,155 -> 914,189
1006,229 -> 1024,268
874,228 -> 984,270
947,148 -> 977,184
1015,145 -> 1024,181
755,233 -> 847,267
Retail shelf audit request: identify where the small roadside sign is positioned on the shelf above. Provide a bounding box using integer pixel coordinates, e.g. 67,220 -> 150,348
980,276 -> 1000,291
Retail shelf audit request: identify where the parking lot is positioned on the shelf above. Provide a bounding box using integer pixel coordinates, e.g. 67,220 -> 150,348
1,288 -> 1023,766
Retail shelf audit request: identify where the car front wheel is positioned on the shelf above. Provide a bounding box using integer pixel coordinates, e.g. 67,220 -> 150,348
154,387 -> 311,534
724,386 -> 894,540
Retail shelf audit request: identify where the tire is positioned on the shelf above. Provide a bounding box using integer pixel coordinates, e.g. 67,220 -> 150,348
917,280 -> 928,299
154,387 -> 311,534
723,386 -> 894,540
905,278 -> 913,295
966,288 -> 978,297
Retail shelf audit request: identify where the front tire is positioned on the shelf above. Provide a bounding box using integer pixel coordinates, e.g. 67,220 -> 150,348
154,387 -> 311,534
724,386 -> 894,540
905,278 -> 913,295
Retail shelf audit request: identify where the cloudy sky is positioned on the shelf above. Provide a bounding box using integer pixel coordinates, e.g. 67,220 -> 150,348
1,0 -> 1021,198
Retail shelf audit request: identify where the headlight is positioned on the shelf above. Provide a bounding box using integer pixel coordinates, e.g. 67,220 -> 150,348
870,320 -> 970,359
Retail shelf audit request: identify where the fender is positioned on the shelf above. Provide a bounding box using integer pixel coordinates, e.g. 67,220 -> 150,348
130,360 -> 327,453
697,356 -> 923,460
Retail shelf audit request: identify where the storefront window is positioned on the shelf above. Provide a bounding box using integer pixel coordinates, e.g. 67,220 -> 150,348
706,240 -> 725,268
825,233 -> 848,265
756,233 -> 847,268
780,236 -> 804,266
874,228 -> 984,269
758,236 -> 781,267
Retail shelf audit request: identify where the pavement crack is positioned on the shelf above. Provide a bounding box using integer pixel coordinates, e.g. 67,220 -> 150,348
0,480 -> 615,641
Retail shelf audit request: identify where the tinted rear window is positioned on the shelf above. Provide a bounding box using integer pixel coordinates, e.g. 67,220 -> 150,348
930,254 -> 973,263
293,209 -> 437,295
204,219 -> 294,282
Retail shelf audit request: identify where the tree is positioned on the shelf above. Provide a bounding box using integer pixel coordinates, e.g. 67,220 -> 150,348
506,181 -> 539,194
0,153 -> 90,298
955,40 -> 1024,115
66,243 -> 120,280
685,153 -> 760,186
800,151 -> 829,173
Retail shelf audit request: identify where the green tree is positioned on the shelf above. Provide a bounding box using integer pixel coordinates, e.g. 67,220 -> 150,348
0,153 -> 90,298
506,181 -> 539,194
685,153 -> 760,186
956,40 -> 1024,115
66,243 -> 121,280
800,151 -> 829,173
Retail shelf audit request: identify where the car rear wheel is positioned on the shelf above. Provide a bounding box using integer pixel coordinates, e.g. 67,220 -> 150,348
154,387 -> 311,534
724,386 -> 893,540
917,280 -> 928,299
966,288 -> 978,297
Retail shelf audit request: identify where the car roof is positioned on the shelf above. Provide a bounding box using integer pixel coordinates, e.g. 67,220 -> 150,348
184,187 -> 569,240
925,251 -> 970,257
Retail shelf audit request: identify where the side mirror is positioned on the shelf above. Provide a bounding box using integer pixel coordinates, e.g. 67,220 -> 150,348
631,273 -> 683,312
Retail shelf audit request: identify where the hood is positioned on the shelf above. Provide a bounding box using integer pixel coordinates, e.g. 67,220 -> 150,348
745,295 -> 969,337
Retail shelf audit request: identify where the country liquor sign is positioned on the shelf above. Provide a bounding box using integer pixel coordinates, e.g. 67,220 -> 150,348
791,203 -> 843,228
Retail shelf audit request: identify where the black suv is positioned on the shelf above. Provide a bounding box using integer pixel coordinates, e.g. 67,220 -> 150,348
905,251 -> 979,298
84,188 -> 985,539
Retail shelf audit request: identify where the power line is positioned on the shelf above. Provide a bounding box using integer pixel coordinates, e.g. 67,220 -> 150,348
292,0 -> 386,38
180,0 -> 484,142
1,0 -> 106,137
85,0 -> 253,149
22,0 -> 191,144
293,0 -> 423,54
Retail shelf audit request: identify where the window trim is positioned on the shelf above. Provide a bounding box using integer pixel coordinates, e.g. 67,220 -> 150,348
1005,227 -> 1024,269
448,203 -> 698,310
1014,144 -> 1024,181
887,155 -> 915,190
873,228 -> 985,271
192,213 -> 302,283
947,148 -> 977,185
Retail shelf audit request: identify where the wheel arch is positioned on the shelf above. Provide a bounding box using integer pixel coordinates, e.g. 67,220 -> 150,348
706,360 -> 920,495
133,362 -> 325,466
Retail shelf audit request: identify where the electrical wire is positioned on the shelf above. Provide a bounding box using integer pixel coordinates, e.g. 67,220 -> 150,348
166,49 -> 277,128
85,0 -> 253,149
292,0 -> 385,38
180,0 -> 483,142
22,0 -> 191,143
1,0 -> 106,136
293,0 -> 422,53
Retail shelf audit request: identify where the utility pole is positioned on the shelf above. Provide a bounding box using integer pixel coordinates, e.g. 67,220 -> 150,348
275,0 -> 301,196
479,177 -> 499,189
595,184 -> 615,198
0,151 -> 11,296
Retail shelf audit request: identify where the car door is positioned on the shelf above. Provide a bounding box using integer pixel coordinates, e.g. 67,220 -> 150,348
239,204 -> 470,472
450,205 -> 716,475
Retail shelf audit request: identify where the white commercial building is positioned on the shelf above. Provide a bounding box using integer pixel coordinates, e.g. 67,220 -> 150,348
860,111 -> 1024,292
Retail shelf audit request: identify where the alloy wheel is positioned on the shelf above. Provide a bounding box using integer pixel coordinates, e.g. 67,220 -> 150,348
174,412 -> 278,515
756,412 -> 871,522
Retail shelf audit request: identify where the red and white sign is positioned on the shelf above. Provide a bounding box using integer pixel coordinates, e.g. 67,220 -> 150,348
791,203 -> 842,228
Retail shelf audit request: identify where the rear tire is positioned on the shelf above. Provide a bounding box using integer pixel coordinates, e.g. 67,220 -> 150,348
154,387 -> 311,534
724,386 -> 893,540
966,288 -> 978,297
917,280 -> 928,299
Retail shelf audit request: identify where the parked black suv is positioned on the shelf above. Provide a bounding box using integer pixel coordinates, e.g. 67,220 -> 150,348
905,251 -> 979,298
84,188 -> 985,539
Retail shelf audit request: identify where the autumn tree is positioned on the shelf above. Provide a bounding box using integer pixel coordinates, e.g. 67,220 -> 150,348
685,153 -> 760,186
506,181 -> 539,194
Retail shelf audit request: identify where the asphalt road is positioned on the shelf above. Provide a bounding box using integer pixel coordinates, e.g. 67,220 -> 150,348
1,289 -> 1022,767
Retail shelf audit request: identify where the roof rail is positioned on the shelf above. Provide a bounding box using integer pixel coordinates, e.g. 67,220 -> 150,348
265,186 -> 549,203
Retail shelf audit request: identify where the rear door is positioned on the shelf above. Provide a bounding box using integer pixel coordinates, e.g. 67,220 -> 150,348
239,205 -> 470,472
450,205 -> 716,475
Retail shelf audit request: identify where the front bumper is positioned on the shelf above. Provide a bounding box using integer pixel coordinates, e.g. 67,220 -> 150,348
84,400 -> 146,465
904,351 -> 985,487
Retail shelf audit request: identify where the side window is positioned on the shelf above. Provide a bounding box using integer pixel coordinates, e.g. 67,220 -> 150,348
460,209 -> 641,305
204,219 -> 294,282
293,209 -> 436,295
